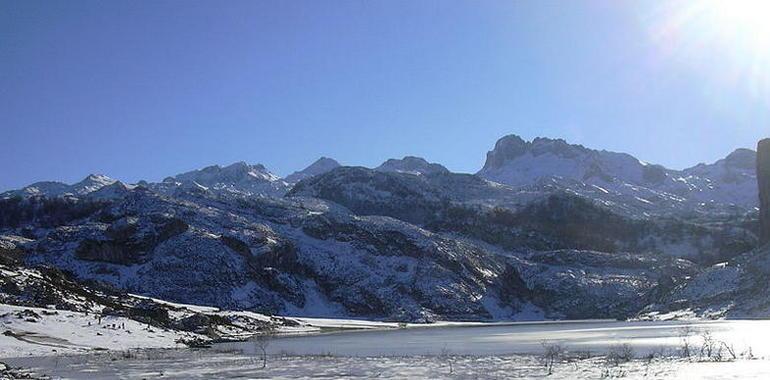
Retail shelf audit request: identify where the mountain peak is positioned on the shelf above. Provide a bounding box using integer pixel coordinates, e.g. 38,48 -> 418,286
478,134 -> 656,188
482,135 -> 529,171
285,157 -> 341,183
482,135 -> 593,172
724,148 -> 756,170
163,161 -> 287,196
71,174 -> 117,194
375,156 -> 449,176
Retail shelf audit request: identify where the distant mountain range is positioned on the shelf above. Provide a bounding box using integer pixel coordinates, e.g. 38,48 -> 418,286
0,134 -> 761,322
3,134 -> 758,214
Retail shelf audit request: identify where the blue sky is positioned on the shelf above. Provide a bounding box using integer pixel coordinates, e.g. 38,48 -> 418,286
2,0 -> 769,190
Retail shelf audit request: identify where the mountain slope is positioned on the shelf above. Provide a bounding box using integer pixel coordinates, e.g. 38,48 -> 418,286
289,166 -> 756,263
0,184 -> 697,321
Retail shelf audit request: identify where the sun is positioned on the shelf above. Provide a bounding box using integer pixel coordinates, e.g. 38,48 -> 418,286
661,0 -> 770,54
651,0 -> 770,100
705,0 -> 770,46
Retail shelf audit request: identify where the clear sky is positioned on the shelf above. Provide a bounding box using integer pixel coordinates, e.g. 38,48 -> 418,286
2,0 -> 770,191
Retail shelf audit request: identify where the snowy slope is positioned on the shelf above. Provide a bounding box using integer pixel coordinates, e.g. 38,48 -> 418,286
640,243 -> 770,319
680,148 -> 757,207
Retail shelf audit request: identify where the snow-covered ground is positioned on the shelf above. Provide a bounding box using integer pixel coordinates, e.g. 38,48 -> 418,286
5,349 -> 770,379
0,304 -> 205,358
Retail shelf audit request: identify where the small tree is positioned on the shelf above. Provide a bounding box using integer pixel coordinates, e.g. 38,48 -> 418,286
700,331 -> 715,359
250,325 -> 276,369
439,346 -> 453,374
678,326 -> 694,359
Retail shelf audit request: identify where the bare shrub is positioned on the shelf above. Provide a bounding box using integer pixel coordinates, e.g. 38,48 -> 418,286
720,342 -> 737,360
605,344 -> 634,366
694,331 -> 739,362
572,350 -> 592,360
600,366 -> 628,378
541,341 -> 564,375
741,346 -> 755,360
699,331 -> 715,359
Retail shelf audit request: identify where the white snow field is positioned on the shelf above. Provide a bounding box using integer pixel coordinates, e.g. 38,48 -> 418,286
4,318 -> 770,379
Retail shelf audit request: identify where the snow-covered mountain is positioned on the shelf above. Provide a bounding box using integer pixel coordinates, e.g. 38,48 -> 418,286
477,135 -> 758,215
1,174 -> 119,199
680,148 -> 757,207
1,186 -> 696,321
0,133 -> 763,322
156,162 -> 290,197
375,156 -> 450,176
289,166 -> 756,263
285,157 -> 341,184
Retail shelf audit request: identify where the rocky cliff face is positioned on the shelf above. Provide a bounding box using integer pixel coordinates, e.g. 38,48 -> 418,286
758,139 -> 770,245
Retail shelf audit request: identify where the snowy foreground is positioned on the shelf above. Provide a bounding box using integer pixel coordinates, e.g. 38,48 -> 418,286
4,349 -> 770,379
3,303 -> 770,379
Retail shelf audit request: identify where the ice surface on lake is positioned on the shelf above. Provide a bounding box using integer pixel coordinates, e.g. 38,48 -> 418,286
234,319 -> 770,357
7,320 -> 770,379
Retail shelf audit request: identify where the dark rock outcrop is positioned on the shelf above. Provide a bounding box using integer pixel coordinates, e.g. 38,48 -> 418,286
758,139 -> 770,245
75,215 -> 188,265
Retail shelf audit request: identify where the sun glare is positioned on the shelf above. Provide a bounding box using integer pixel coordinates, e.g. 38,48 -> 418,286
653,0 -> 770,100
706,0 -> 770,46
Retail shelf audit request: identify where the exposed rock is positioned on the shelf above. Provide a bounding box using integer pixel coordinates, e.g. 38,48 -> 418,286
758,139 -> 770,245
75,239 -> 144,265
173,313 -> 212,334
0,236 -> 29,264
221,235 -> 251,257
130,299 -> 170,324
74,215 -> 188,265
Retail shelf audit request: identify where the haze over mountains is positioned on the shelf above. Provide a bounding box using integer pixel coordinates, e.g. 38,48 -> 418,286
0,134 -> 763,323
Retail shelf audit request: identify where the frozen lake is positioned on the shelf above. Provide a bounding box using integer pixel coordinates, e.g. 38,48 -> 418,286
228,319 -> 770,357
7,319 -> 770,379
